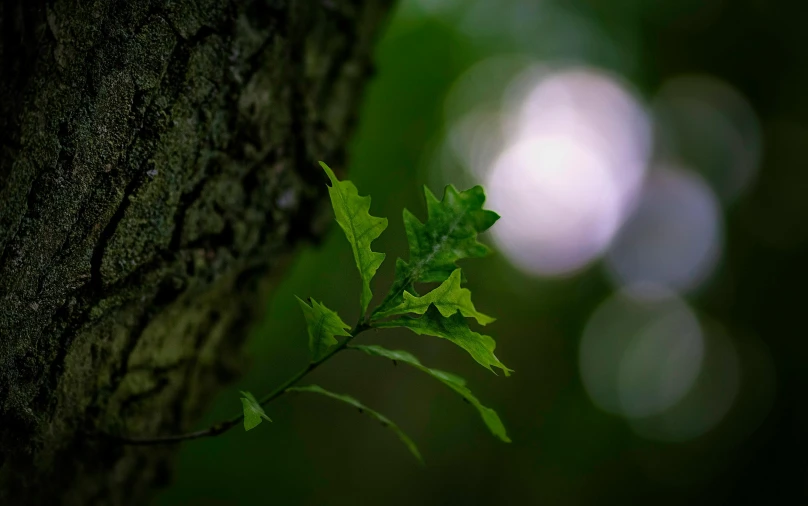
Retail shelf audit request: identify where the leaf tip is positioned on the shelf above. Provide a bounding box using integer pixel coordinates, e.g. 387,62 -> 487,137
319,161 -> 338,185
479,315 -> 497,326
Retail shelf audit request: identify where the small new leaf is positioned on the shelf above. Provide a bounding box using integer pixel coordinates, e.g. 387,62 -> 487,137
375,185 -> 498,314
320,161 -> 388,316
377,306 -> 512,376
288,384 -> 422,463
296,296 -> 351,361
351,345 -> 510,442
240,391 -> 272,431
373,269 -> 494,325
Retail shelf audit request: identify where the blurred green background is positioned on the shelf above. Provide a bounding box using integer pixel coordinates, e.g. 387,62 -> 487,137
156,0 -> 808,504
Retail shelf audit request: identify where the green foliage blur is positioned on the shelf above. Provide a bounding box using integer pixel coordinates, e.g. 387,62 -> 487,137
156,0 -> 808,504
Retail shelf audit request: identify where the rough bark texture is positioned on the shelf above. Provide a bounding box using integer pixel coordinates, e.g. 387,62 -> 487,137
0,0 -> 392,503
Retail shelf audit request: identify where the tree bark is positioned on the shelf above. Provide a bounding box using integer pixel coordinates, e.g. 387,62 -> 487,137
0,0 -> 392,503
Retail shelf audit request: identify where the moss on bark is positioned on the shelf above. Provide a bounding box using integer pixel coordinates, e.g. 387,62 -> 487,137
0,0 -> 392,503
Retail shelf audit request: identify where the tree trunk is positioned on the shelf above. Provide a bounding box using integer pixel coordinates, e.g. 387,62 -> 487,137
0,0 -> 392,503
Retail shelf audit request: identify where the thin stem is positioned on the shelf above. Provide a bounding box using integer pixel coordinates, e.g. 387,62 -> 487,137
102,321 -> 371,445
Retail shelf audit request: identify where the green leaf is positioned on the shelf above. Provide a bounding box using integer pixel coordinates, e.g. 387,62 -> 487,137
240,391 -> 272,431
373,269 -> 494,325
320,161 -> 388,316
375,185 -> 499,314
296,296 -> 352,361
376,306 -> 512,376
288,384 -> 423,463
351,344 -> 510,442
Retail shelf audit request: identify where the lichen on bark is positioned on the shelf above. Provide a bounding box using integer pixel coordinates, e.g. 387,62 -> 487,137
0,0 -> 392,503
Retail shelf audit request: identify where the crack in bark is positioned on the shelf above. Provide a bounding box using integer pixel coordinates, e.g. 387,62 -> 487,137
89,175 -> 147,291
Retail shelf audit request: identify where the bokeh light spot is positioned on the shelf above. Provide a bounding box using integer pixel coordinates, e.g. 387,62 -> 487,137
629,324 -> 741,442
487,136 -> 623,276
605,165 -> 723,293
483,66 -> 651,276
579,286 -> 704,418
653,75 -> 762,202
